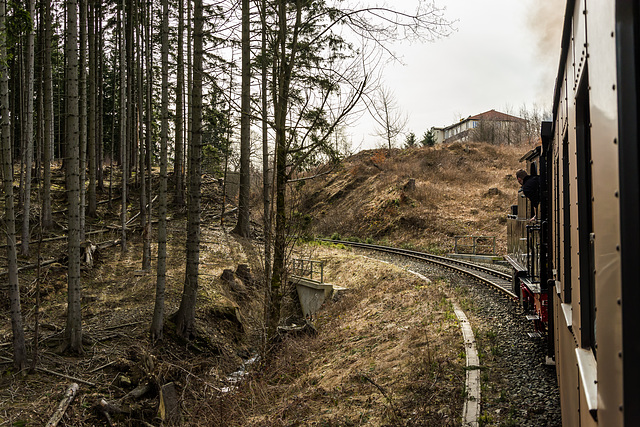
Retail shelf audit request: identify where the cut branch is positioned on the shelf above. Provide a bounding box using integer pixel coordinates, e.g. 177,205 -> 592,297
45,383 -> 79,427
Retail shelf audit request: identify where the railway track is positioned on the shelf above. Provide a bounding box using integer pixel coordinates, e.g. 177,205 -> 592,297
322,239 -> 516,299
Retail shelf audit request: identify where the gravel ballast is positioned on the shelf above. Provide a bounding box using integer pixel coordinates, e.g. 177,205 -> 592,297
359,249 -> 562,427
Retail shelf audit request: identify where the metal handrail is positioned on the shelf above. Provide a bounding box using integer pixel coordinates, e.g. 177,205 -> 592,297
291,258 -> 324,283
454,235 -> 497,255
526,224 -> 541,283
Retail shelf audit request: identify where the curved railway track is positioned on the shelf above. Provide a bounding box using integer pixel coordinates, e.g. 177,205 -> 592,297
322,239 -> 517,299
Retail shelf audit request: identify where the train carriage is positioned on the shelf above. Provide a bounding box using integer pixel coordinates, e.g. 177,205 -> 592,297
506,147 -> 549,334
507,0 -> 640,425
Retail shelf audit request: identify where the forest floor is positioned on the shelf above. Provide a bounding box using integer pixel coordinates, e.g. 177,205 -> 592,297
0,141 -> 532,425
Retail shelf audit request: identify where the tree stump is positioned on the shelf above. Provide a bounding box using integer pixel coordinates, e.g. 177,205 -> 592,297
221,269 -> 247,298
235,264 -> 254,286
159,382 -> 181,426
403,178 -> 416,192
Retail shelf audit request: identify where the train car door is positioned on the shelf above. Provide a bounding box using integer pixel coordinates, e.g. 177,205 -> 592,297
616,1 -> 640,424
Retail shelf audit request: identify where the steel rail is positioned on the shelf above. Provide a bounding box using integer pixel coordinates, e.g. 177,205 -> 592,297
320,239 -> 517,300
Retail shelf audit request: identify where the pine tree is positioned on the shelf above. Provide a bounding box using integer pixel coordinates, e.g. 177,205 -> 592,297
1,0 -> 26,369
21,0 -> 36,256
64,0 -> 84,354
151,0 -> 170,341
175,0 -> 203,339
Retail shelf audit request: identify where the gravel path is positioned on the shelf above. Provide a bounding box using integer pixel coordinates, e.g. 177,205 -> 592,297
358,249 -> 562,427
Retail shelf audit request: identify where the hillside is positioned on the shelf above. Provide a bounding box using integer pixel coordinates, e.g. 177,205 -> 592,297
0,141 -> 534,425
298,141 -> 531,254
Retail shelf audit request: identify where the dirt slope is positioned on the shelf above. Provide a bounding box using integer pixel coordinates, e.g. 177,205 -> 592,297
297,142 -> 531,254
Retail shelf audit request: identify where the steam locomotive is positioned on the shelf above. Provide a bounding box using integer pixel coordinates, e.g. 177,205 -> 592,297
506,1 -> 640,425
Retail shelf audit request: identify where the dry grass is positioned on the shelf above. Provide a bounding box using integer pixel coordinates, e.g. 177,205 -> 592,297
301,142 -> 529,253
229,243 -> 465,426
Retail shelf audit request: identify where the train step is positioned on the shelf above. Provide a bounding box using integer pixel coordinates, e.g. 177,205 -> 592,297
525,314 -> 540,321
527,332 -> 542,338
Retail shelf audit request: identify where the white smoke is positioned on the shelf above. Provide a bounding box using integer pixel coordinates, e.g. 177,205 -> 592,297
527,0 -> 565,103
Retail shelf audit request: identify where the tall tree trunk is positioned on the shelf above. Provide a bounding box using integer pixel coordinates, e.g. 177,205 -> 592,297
268,0 -> 302,338
143,0 -> 153,271
151,0 -> 169,341
87,0 -> 97,217
17,46 -> 24,212
96,3 -> 104,190
56,9 -> 63,161
1,0 -> 26,370
42,0 -> 53,229
127,0 -> 136,183
65,0 -> 83,354
186,0 -> 192,189
119,0 -> 128,253
109,34 -> 116,203
138,1 -> 150,271
145,0 -> 153,262
21,0 -> 36,256
268,0 -> 288,338
79,0 -> 87,243
35,4 -> 43,186
144,1 -> 154,269
175,0 -> 202,339
260,0 -> 272,339
233,0 -> 251,237
173,0 -> 184,206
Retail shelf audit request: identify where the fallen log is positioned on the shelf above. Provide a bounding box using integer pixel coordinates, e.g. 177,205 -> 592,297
0,228 -> 112,249
45,383 -> 79,427
122,382 -> 152,401
0,257 -> 64,278
207,207 -> 238,221
0,239 -> 121,281
126,195 -> 158,225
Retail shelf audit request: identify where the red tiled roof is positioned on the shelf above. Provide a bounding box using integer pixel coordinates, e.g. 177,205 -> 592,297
468,109 -> 525,122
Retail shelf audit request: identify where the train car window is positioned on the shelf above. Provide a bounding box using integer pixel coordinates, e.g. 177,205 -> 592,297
562,135 -> 571,304
575,69 -> 597,353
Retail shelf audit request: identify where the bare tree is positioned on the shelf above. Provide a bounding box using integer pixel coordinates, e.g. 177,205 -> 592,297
263,0 -> 451,338
371,86 -> 408,152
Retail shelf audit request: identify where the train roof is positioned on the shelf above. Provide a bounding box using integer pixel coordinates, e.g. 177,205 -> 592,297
519,146 -> 541,162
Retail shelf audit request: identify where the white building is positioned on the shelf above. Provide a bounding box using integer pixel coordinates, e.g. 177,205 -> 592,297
436,109 -> 527,144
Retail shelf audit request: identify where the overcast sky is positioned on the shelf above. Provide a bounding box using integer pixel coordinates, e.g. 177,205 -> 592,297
347,0 -> 565,150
